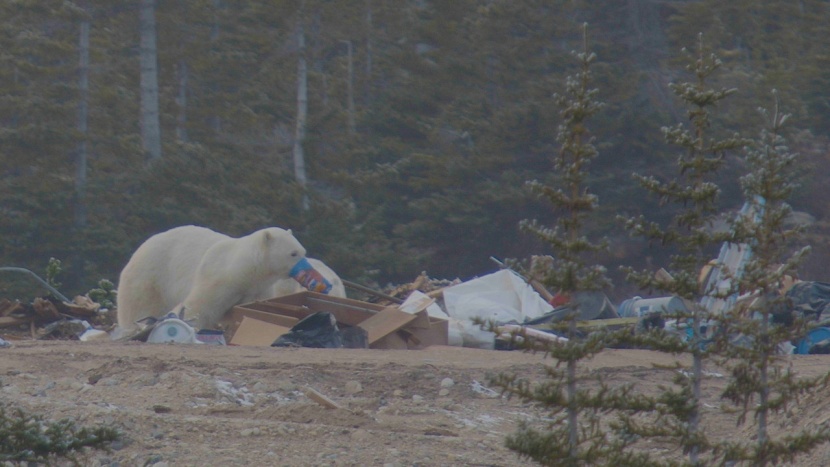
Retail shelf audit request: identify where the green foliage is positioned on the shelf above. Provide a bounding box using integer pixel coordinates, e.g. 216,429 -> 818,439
1,0 -> 829,297
709,92 -> 830,466
45,257 -> 62,290
489,25 -> 658,466
521,25 -> 609,296
0,402 -> 119,465
619,35 -> 747,464
88,278 -> 117,310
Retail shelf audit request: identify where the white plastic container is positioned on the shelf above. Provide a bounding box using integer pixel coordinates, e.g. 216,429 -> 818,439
147,318 -> 201,344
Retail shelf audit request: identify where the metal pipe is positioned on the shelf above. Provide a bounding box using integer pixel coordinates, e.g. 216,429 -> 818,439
0,267 -> 71,302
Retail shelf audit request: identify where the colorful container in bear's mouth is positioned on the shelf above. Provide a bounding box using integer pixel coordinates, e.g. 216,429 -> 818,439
289,257 -> 333,294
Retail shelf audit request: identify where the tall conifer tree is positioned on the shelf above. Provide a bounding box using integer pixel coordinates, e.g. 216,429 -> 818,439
491,25 -> 655,467
621,35 -> 747,464
711,91 -> 830,466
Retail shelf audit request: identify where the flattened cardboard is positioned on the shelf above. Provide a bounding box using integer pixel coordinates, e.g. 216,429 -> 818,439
406,309 -> 432,329
233,291 -> 383,326
403,317 -> 449,348
372,330 -> 410,349
357,306 -> 418,345
233,291 -> 450,350
230,307 -> 299,329
229,316 -> 290,346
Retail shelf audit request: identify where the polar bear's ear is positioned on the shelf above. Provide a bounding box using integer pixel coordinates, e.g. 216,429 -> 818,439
287,229 -> 292,235
262,229 -> 274,243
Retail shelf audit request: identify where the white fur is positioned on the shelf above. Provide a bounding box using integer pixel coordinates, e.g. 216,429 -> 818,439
116,225 -> 307,331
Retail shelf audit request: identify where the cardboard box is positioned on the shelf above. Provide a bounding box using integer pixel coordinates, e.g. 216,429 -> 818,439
228,316 -> 290,346
230,291 -> 448,349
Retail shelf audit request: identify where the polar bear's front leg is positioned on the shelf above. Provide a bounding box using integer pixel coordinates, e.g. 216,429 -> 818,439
179,285 -> 241,330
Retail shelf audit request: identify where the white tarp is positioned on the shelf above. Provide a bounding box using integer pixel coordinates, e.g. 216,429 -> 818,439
442,269 -> 553,324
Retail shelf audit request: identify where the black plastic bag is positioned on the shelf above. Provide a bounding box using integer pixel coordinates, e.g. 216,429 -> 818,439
784,281 -> 830,322
341,326 -> 368,349
272,312 -> 343,348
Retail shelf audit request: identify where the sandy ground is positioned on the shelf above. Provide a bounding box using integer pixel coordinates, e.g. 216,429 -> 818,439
1,341 -> 830,466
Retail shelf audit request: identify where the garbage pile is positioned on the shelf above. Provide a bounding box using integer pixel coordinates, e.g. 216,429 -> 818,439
3,252 -> 829,354
0,295 -> 111,342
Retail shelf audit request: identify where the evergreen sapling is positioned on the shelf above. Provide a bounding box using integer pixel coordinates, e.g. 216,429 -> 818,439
489,25 -> 656,467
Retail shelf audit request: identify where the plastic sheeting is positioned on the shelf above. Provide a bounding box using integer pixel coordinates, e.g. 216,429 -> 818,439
442,270 -> 553,325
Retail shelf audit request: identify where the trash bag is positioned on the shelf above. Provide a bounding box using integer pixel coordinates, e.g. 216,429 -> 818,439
785,281 -> 830,322
272,312 -> 343,348
341,326 -> 368,349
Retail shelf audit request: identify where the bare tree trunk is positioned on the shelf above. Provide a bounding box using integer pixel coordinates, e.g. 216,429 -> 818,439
689,309 -> 703,465
293,16 -> 309,211
69,17 -> 92,292
364,0 -> 373,105
176,60 -> 188,142
567,318 -> 579,458
75,20 -> 89,230
342,40 -> 356,136
758,312 -> 770,466
140,0 -> 162,162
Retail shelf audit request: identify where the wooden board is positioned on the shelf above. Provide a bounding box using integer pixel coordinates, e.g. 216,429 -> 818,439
234,291 -> 384,327
574,317 -> 639,329
0,316 -> 30,328
303,386 -> 341,409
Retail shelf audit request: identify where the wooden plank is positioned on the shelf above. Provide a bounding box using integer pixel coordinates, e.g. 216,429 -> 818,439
259,301 -> 375,326
0,299 -> 25,317
276,291 -> 386,311
498,325 -> 569,344
574,317 -> 639,328
0,316 -> 30,328
238,292 -> 384,327
529,279 -> 553,302
233,302 -> 315,324
304,386 -> 341,409
358,306 -> 418,345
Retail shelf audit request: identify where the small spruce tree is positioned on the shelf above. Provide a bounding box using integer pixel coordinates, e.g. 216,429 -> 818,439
490,25 -> 657,467
620,34 -> 748,464
711,91 -> 830,466
0,403 -> 119,465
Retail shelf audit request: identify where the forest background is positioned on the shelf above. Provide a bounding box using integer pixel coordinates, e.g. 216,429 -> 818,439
2,0 -> 829,302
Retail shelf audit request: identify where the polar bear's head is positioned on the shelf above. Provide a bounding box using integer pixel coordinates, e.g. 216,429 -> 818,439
259,227 -> 308,278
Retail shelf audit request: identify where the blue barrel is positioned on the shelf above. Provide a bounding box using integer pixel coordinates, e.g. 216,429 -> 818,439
795,327 -> 830,354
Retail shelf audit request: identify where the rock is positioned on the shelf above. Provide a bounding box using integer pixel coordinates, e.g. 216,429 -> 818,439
344,380 -> 363,394
439,377 -> 454,388
98,376 -> 121,386
438,388 -> 450,397
252,381 -> 268,392
412,394 -> 424,403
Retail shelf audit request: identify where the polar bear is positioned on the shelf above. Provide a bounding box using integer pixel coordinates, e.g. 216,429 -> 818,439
115,225 -> 322,332
272,258 -> 347,298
